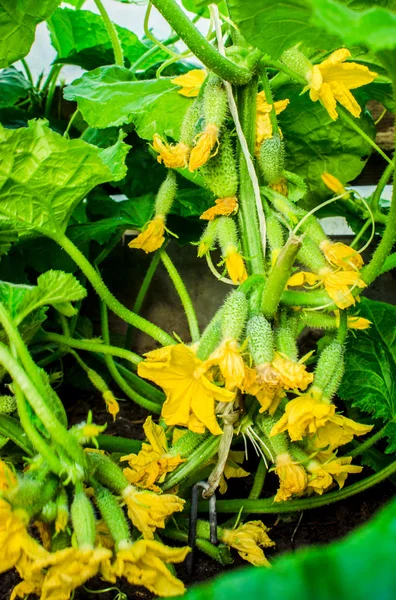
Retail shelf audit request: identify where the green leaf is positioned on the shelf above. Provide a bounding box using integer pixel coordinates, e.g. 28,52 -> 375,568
276,85 -> 375,208
339,298 -> 396,450
0,0 -> 62,67
0,120 -> 130,237
64,66 -> 191,139
0,67 -> 31,108
176,494 -> 396,600
311,0 -> 396,71
48,7 -> 147,70
226,0 -> 339,59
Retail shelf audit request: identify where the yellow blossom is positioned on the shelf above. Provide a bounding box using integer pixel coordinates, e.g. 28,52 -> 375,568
200,196 -> 238,221
189,123 -> 219,172
128,216 -> 166,254
243,365 -> 285,415
320,240 -> 364,271
272,352 -> 313,391
11,551 -> 47,600
35,547 -> 111,600
221,521 -> 274,566
287,269 -> 366,309
270,387 -> 335,441
256,91 -> 289,152
321,172 -> 350,198
138,344 -> 234,435
122,485 -> 184,539
218,450 -> 250,494
274,452 -> 308,502
224,246 -> 248,284
335,310 -> 371,330
121,416 -> 184,492
307,48 -> 377,120
270,177 -> 288,196
0,460 -> 17,490
102,390 -> 119,421
309,414 -> 373,451
204,338 -> 246,391
171,69 -> 206,97
306,453 -> 363,495
152,134 -> 190,169
101,539 -> 189,597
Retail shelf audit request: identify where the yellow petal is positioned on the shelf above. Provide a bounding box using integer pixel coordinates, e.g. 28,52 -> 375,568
225,248 -> 248,284
272,352 -> 313,391
143,416 -> 167,455
322,269 -> 366,309
203,338 -> 246,391
128,217 -> 166,254
152,134 -> 190,169
122,486 -> 184,539
189,123 -> 219,172
171,69 -> 206,97
221,521 -> 274,566
320,240 -> 363,271
309,414 -> 373,451
200,196 -> 238,221
274,452 -> 308,501
287,271 -> 322,288
321,172 -> 348,196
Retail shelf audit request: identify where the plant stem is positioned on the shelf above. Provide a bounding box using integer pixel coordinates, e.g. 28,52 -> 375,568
55,233 -> 175,346
110,360 -> 165,404
349,426 -> 388,458
163,527 -> 229,564
351,219 -> 371,249
93,0 -> 124,66
160,249 -> 200,343
100,302 -> 161,414
281,289 -> 335,309
237,77 -> 266,274
0,414 -> 34,455
39,331 -> 141,365
370,159 -> 394,213
63,108 -> 80,139
162,436 -> 221,491
248,458 -> 267,500
261,236 -> 301,318
150,0 -> 251,84
260,57 -> 307,85
95,434 -> 142,454
44,65 -> 62,118
125,251 -> 161,349
197,458 -> 396,514
362,159 -> 396,285
339,108 -> 392,165
21,59 -> 34,87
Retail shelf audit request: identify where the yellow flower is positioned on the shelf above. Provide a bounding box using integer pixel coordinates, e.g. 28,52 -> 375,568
307,48 -> 377,120
11,550 -> 47,600
335,310 -> 372,330
200,196 -> 238,221
272,352 -> 313,391
309,414 -> 373,451
171,69 -> 206,97
243,365 -> 285,415
270,177 -> 288,196
306,453 -> 363,495
274,452 -> 308,502
189,123 -> 219,172
0,460 -> 17,490
221,521 -> 274,566
321,172 -> 350,198
122,485 -> 185,539
218,450 -> 250,494
256,91 -> 289,152
152,134 -> 190,169
204,338 -> 246,391
270,387 -> 335,441
101,539 -> 189,597
36,547 -> 111,600
287,269 -> 366,309
128,216 -> 166,254
138,344 -> 234,435
320,240 -> 364,271
121,416 -> 184,492
224,246 -> 248,284
102,390 -> 119,421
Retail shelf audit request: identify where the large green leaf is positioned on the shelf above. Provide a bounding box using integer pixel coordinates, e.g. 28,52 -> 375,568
64,66 -> 191,140
0,0 -> 61,67
276,85 -> 375,207
339,298 -> 396,451
48,7 -> 147,71
0,68 -> 31,108
0,119 -> 129,237
176,495 -> 396,600
226,0 -> 339,59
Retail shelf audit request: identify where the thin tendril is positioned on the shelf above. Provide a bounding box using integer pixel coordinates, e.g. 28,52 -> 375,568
144,2 -> 181,60
291,192 -> 348,236
206,252 -> 235,284
353,191 -> 376,254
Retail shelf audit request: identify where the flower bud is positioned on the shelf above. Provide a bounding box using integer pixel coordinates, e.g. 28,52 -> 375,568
221,291 -> 248,341
247,315 -> 274,366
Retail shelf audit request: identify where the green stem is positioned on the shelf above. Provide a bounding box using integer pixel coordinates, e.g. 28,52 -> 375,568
336,309 -> 348,344
44,64 -> 62,118
281,289 -> 335,309
339,108 -> 392,166
15,384 -> 62,474
55,233 -> 175,346
125,251 -> 161,349
362,160 -> 396,285
95,434 -> 142,455
237,77 -> 266,275
150,0 -> 251,84
261,236 -> 301,318
130,30 -> 180,73
160,249 -> 200,343
248,458 -> 267,500
63,108 -> 80,139
38,331 -> 141,365
349,426 -> 388,458
41,62 -> 61,95
93,0 -> 124,66
163,527 -> 231,564
109,360 -> 165,404
198,458 -> 396,513
370,159 -> 394,213
0,414 -> 34,455
100,302 -> 161,414
260,57 -> 306,85
161,436 -> 221,491
351,219 -> 371,249
21,59 -> 34,87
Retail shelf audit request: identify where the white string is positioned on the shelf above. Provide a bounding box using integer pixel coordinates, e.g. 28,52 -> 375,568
210,4 -> 267,258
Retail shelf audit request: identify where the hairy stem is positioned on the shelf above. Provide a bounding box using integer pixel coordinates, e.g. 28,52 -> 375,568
93,0 -> 124,66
